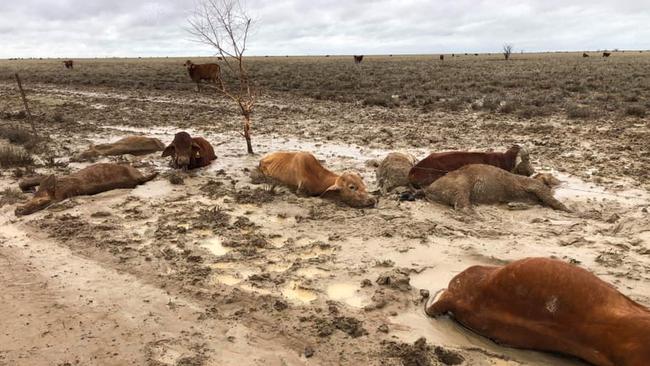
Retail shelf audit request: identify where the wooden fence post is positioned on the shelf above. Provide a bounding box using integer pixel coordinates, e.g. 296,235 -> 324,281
14,73 -> 36,136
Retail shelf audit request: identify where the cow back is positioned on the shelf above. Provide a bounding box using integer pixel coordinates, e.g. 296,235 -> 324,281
409,151 -> 516,187
259,152 -> 337,195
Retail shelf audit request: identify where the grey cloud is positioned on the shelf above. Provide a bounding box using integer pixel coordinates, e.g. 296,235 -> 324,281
1,0 -> 648,58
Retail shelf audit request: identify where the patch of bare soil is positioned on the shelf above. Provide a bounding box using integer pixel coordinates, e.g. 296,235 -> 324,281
0,78 -> 648,365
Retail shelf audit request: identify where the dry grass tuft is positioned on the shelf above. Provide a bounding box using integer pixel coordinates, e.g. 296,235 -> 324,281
0,145 -> 34,167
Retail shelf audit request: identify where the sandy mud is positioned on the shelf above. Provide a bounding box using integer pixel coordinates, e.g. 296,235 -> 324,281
1,81 -> 649,365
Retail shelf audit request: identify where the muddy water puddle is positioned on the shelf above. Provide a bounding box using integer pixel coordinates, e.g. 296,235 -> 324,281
130,179 -> 175,199
326,282 -> 367,308
551,171 -> 649,206
392,312 -> 583,366
282,281 -> 318,304
202,237 -> 230,256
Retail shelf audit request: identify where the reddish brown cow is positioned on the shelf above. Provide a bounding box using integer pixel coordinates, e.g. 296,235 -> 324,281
408,145 -> 533,188
162,131 -> 216,170
15,163 -> 157,216
257,151 -> 376,208
426,258 -> 650,366
63,60 -> 74,69
603,52 -> 611,57
184,60 -> 221,91
353,55 -> 364,64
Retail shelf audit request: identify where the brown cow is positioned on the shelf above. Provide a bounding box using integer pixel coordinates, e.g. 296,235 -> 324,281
426,257 -> 650,366
73,136 -> 165,161
184,60 -> 221,91
408,145 -> 533,188
583,52 -> 589,57
353,55 -> 364,64
439,55 -> 444,61
63,60 -> 74,69
257,151 -> 376,208
424,164 -> 569,212
15,163 -> 157,216
375,152 -> 417,194
162,131 -> 216,170
603,52 -> 611,57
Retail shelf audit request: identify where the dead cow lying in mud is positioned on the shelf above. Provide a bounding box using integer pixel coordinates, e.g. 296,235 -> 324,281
15,163 -> 157,216
257,151 -> 376,208
162,131 -> 216,170
375,152 -> 417,194
426,257 -> 650,366
73,136 -> 165,161
424,164 -> 569,212
409,145 -> 534,188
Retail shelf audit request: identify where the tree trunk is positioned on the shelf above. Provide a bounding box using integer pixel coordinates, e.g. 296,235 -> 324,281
243,115 -> 253,154
14,73 -> 36,136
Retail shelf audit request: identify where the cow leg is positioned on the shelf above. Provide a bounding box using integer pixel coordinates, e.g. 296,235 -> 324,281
526,186 -> 570,212
450,184 -> 473,212
18,176 -> 45,192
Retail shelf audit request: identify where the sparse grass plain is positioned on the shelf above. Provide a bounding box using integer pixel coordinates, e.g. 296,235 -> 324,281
2,51 -> 649,120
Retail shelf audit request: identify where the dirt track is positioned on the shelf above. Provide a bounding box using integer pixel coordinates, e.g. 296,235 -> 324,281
0,68 -> 649,365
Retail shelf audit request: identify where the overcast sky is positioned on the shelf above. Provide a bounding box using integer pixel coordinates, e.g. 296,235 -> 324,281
1,0 -> 648,58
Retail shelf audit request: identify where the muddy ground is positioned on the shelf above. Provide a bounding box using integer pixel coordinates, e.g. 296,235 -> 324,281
0,57 -> 649,366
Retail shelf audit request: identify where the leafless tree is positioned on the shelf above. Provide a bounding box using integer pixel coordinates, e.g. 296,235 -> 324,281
187,0 -> 256,154
503,43 -> 513,60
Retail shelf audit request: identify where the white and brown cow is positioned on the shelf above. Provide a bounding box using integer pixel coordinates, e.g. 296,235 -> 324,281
257,151 -> 376,208
426,257 -> 650,366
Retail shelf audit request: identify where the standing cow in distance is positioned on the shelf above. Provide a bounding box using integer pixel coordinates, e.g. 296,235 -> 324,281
256,151 -> 376,208
439,55 -> 444,61
603,52 -> 611,57
63,60 -> 74,69
426,257 -> 650,366
353,55 -> 364,64
184,60 -> 221,92
162,131 -> 216,170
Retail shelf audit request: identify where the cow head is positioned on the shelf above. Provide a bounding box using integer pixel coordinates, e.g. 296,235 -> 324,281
162,132 -> 200,170
15,175 -> 57,216
425,264 -> 493,317
184,60 -> 196,70
533,173 -> 562,188
512,145 -> 535,176
322,171 -> 376,208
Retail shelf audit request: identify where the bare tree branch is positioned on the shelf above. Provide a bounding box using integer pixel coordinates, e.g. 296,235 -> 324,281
187,0 -> 256,154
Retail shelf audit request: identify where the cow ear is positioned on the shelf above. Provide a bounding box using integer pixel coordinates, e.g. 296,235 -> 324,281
40,175 -> 57,196
191,142 -> 201,157
321,180 -> 342,198
162,145 -> 175,157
